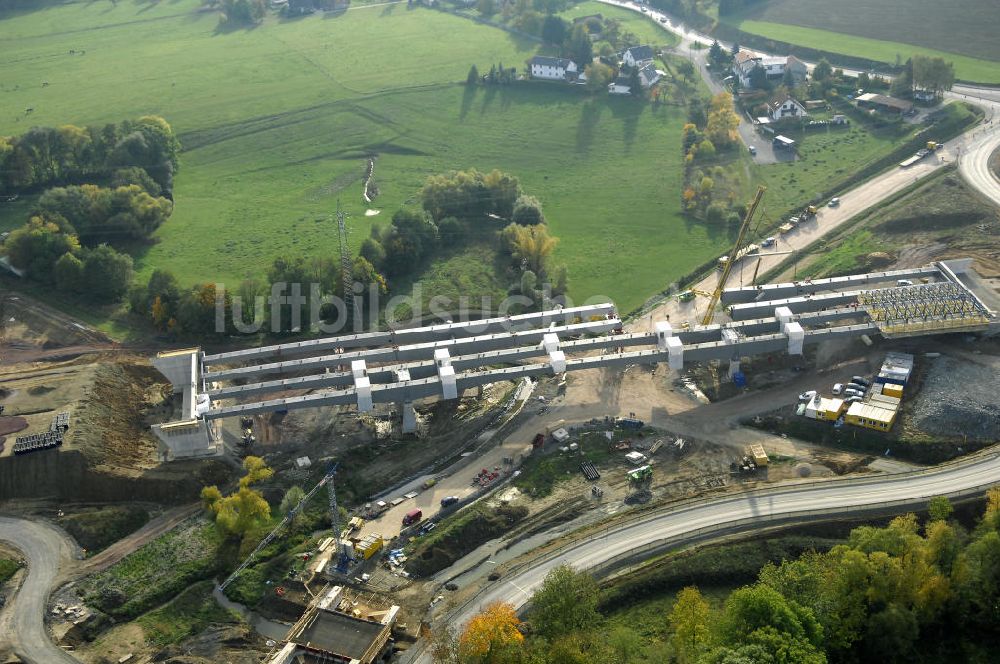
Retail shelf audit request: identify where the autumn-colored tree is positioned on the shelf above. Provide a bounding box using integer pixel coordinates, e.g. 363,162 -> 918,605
201,485 -> 223,513
669,586 -> 711,663
706,92 -> 740,149
458,601 -> 524,663
215,485 -> 271,538
500,223 -> 559,276
201,457 -> 273,540
151,295 -> 169,330
240,455 -> 274,488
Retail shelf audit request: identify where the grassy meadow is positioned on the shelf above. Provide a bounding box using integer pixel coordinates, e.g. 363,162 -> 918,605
0,0 -> 713,314
560,0 -> 680,49
719,0 -> 1000,83
0,0 -> 919,320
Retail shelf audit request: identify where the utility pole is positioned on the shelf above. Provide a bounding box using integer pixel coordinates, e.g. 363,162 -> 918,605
336,200 -> 353,318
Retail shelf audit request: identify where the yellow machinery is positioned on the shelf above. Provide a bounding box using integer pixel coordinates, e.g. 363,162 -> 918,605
701,186 -> 767,326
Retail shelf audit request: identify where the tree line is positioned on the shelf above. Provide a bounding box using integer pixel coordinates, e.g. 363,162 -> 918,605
440,492 -> 1000,663
1,117 -> 179,305
0,115 -> 180,196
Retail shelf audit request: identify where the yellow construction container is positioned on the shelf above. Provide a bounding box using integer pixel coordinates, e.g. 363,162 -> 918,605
749,444 -> 769,467
881,383 -> 903,399
845,402 -> 898,431
355,534 -> 383,560
817,397 -> 845,421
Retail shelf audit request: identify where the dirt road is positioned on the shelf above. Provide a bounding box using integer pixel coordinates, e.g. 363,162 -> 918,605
0,516 -> 79,664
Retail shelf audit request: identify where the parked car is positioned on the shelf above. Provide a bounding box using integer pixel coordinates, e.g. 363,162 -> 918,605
832,383 -> 844,395
798,390 -> 817,402
896,279 -> 914,286
748,145 -> 757,155
847,382 -> 867,393
844,388 -> 865,398
828,197 -> 841,207
844,395 -> 864,404
440,496 -> 459,508
851,375 -> 871,387
761,236 -> 776,247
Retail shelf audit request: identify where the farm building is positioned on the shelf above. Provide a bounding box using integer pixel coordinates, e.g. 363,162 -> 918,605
855,92 -> 913,114
529,56 -> 578,81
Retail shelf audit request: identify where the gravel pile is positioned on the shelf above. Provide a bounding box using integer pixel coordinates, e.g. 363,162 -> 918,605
908,355 -> 1000,441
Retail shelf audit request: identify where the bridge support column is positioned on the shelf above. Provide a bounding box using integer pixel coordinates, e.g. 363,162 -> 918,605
542,332 -> 566,374
786,322 -> 804,355
435,349 -> 458,400
655,321 -> 673,350
666,336 -> 684,370
401,401 -> 417,433
352,360 -> 373,412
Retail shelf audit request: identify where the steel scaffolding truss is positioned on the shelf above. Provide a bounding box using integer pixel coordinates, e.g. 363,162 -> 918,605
857,282 -> 992,336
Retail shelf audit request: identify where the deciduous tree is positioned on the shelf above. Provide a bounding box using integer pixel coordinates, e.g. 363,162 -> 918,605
458,601 -> 524,663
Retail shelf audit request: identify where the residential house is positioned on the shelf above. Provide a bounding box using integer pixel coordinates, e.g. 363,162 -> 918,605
733,50 -> 798,89
623,45 -> 655,69
784,55 -> 808,84
768,96 -> 807,122
608,76 -> 632,95
638,62 -> 661,88
529,56 -> 578,81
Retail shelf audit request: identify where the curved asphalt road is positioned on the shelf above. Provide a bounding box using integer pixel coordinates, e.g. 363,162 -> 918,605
0,517 -> 78,664
409,450 -> 1000,662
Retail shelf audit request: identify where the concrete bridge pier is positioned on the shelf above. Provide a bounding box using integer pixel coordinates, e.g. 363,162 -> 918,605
401,401 -> 417,433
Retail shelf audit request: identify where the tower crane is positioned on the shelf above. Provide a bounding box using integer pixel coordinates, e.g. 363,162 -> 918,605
701,185 -> 766,326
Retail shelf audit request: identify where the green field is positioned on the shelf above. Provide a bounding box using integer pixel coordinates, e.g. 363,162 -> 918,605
721,0 -> 1000,63
0,0 -> 919,318
560,0 -> 679,49
0,0 -> 717,313
719,0 -> 1000,84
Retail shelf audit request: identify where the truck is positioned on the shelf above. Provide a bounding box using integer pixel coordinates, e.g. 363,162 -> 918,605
402,509 -> 422,527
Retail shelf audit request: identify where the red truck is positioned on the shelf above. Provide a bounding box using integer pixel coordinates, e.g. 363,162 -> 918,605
402,508 -> 422,527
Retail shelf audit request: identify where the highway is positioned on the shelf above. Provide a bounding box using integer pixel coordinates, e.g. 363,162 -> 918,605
0,517 -> 78,664
408,449 -> 1000,662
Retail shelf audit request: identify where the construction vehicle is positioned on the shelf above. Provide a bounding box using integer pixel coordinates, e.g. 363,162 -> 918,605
402,509 -> 422,527
679,288 -> 713,302
701,186 -> 767,326
778,222 -> 794,234
748,444 -> 769,467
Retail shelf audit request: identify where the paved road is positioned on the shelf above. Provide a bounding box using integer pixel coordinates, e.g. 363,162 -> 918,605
408,448 -> 1000,662
0,517 -> 78,664
600,0 -> 1000,206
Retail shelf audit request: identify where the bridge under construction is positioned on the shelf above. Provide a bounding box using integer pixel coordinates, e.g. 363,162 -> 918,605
150,259 -> 997,461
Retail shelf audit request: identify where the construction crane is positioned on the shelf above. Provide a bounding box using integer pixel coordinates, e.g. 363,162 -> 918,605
326,463 -> 352,574
701,185 -> 766,326
219,463 -> 343,591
